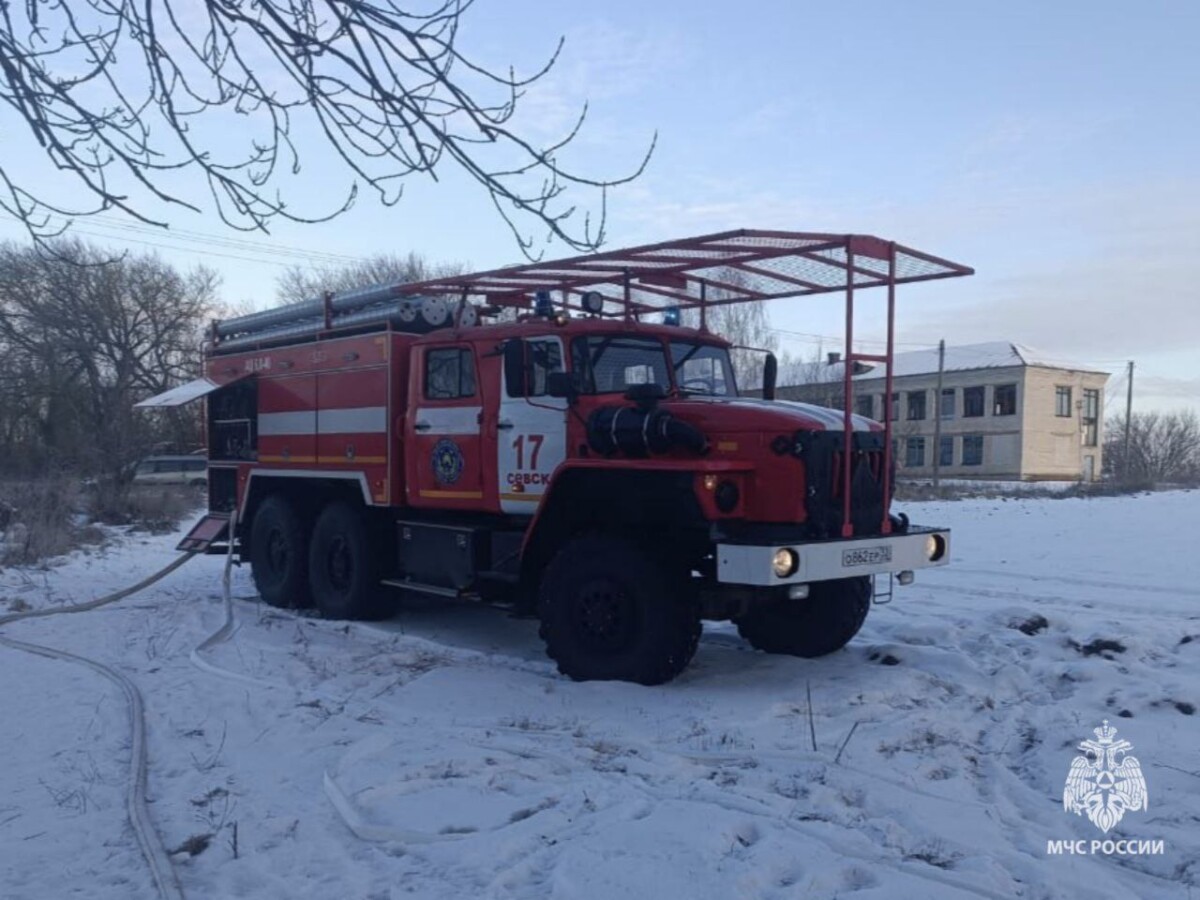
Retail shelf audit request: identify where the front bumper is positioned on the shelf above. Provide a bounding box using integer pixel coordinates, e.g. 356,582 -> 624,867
716,526 -> 949,587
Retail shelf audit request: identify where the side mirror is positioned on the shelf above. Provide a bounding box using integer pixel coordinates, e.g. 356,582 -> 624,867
503,339 -> 528,397
545,371 -> 579,400
762,352 -> 778,401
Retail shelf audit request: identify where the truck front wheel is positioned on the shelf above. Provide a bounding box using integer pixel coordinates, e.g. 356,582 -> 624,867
308,501 -> 389,621
249,494 -> 312,609
735,577 -> 871,658
538,535 -> 701,685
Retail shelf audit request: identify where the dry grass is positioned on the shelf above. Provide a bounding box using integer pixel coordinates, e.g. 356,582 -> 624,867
0,475 -> 198,566
893,478 -> 1164,503
121,485 -> 200,534
0,476 -> 97,566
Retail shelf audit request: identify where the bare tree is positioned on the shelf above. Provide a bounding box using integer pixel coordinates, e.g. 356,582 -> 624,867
0,2 -> 652,254
777,347 -> 831,388
275,250 -> 459,303
1104,410 -> 1200,485
680,269 -> 778,389
0,240 -> 217,475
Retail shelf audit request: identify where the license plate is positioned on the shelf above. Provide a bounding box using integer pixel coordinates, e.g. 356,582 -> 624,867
842,545 -> 892,568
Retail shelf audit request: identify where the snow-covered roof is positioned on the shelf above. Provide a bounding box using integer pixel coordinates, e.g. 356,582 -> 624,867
852,342 -> 1107,381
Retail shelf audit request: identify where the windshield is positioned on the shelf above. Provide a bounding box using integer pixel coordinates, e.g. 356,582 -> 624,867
571,335 -> 670,394
570,335 -> 737,396
670,340 -> 738,397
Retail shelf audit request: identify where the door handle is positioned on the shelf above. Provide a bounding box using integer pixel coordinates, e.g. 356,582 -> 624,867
413,421 -> 432,431
497,419 -> 514,430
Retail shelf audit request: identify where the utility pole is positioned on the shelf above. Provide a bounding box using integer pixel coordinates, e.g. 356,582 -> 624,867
1122,360 -> 1134,481
932,339 -> 946,488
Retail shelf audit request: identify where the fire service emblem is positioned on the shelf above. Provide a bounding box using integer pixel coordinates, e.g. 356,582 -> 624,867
431,438 -> 465,486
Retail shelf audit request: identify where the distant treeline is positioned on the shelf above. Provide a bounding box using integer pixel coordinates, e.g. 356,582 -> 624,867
0,241 -> 447,481
0,239 -> 216,479
1104,410 -> 1200,485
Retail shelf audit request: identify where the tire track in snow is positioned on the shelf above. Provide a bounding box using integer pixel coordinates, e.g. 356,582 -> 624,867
919,581 -> 1197,621
464,732 -> 1021,900
950,567 -> 1200,599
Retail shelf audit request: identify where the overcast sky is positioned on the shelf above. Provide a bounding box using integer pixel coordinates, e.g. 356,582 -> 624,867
2,0 -> 1196,411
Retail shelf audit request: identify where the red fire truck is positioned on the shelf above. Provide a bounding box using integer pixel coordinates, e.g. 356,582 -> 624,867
140,230 -> 972,684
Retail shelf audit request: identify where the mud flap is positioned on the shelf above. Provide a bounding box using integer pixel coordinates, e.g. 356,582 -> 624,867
177,513 -> 230,553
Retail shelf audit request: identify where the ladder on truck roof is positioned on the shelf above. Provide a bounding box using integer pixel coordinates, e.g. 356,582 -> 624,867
208,229 -> 974,537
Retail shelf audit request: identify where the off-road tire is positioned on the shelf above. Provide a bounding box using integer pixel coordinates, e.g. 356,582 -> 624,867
538,534 -> 701,685
736,576 -> 871,657
308,501 -> 389,621
249,494 -> 313,609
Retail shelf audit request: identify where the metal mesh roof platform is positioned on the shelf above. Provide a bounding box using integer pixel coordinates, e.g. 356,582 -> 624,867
396,229 -> 974,316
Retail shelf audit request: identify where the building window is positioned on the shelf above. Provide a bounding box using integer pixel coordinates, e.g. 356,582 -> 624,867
939,435 -> 954,466
963,435 -> 984,466
855,394 -> 874,418
1082,388 -> 1100,447
940,388 -> 955,419
425,347 -> 477,400
888,392 -> 901,421
963,386 -> 985,418
905,436 -> 926,468
1055,386 -> 1072,417
993,384 -> 1017,416
907,390 -> 926,421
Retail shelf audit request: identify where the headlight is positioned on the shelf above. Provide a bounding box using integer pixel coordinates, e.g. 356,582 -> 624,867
772,547 -> 799,578
924,534 -> 947,562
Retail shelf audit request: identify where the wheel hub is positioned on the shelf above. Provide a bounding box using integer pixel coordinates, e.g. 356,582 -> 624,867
573,578 -> 634,651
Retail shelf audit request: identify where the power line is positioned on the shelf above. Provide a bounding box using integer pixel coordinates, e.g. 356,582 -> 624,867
1104,370 -> 1128,405
84,213 -> 367,266
53,226 -> 315,269
770,326 -> 939,350
0,210 -> 371,269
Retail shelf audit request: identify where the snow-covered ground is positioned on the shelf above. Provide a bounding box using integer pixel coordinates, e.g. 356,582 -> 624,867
1,491 -> 1197,899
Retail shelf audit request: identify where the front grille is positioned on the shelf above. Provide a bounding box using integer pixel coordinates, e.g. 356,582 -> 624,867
797,429 -> 887,538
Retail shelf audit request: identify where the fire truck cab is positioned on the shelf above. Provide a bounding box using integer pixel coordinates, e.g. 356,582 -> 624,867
142,230 -> 972,684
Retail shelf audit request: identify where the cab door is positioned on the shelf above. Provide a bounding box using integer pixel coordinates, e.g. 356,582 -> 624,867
407,343 -> 484,508
498,336 -> 568,514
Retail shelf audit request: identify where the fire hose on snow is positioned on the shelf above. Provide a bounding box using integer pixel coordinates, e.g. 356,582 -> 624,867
1,503 -> 476,869
0,549 -> 198,900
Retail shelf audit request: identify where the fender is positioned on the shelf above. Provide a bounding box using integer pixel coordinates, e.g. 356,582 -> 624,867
518,457 -> 755,563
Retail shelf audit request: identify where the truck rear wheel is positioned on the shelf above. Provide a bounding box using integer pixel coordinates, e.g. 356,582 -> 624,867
308,501 -> 389,621
736,577 -> 871,658
249,494 -> 313,609
538,535 -> 701,685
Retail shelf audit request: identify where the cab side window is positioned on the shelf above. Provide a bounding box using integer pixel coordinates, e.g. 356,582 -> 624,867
425,347 -> 476,400
527,339 -> 564,397
504,338 -> 564,398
